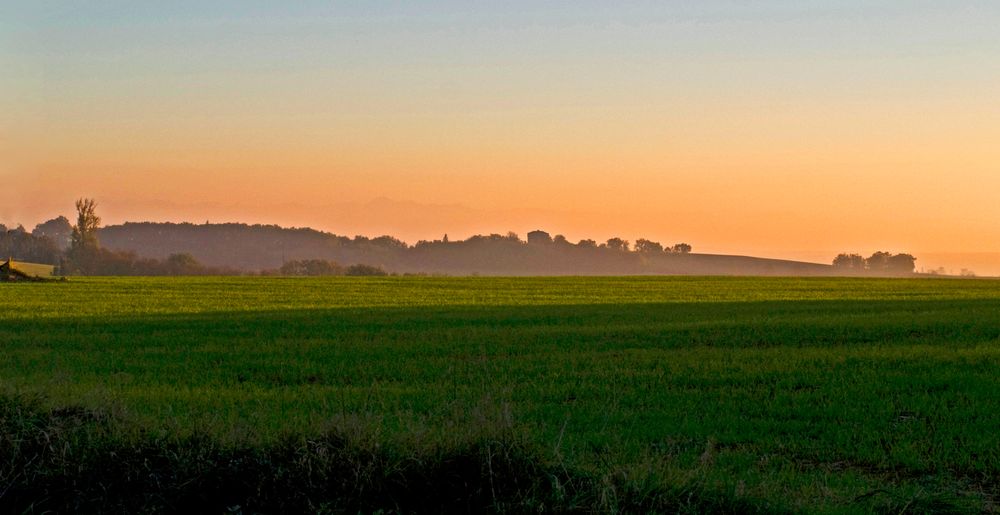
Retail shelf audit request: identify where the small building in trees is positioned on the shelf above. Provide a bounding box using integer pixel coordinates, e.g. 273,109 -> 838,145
527,230 -> 552,245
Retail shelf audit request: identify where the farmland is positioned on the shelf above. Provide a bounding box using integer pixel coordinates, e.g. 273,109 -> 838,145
3,276 -> 1000,513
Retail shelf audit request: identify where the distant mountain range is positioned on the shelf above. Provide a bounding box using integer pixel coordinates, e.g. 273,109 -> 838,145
98,221 -> 837,276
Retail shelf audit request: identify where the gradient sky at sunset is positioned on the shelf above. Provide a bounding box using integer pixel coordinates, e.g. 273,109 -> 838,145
3,2 -> 999,273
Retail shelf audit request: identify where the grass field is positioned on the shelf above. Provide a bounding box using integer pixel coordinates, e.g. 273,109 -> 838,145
3,276 -> 1000,513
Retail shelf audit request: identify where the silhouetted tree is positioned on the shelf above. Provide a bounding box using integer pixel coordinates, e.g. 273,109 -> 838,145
553,234 -> 570,245
0,230 -> 61,264
165,253 -> 201,274
605,238 -> 629,252
634,239 -> 663,253
576,239 -> 597,249
280,260 -> 305,275
33,216 -> 73,249
865,251 -> 893,272
670,243 -> 692,254
887,253 -> 916,274
66,198 -> 102,274
854,251 -> 915,275
71,199 -> 101,252
832,253 -> 865,270
370,235 -> 407,248
527,230 -> 552,245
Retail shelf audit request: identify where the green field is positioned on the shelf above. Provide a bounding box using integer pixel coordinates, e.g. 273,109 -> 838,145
3,276 -> 1000,513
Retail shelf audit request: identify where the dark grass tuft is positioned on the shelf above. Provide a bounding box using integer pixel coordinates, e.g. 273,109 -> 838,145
1,395 -> 781,514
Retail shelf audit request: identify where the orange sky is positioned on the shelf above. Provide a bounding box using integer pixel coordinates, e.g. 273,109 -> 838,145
3,3 -> 999,274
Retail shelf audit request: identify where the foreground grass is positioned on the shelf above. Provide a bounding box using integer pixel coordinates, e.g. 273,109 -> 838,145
2,276 -> 1000,513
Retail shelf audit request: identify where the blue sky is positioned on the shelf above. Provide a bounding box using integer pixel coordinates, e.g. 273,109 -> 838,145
3,2 -> 1000,272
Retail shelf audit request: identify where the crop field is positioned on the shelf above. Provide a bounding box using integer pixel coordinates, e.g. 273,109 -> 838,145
3,276 -> 1000,513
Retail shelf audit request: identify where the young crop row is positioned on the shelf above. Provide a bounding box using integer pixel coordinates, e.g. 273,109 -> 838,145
2,276 -> 999,512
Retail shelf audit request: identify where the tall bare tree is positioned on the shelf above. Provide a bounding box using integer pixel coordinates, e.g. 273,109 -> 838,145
70,198 -> 101,252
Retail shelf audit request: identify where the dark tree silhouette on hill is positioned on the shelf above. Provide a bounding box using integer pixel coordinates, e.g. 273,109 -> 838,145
71,199 -> 101,252
66,198 -> 102,274
634,239 -> 663,253
670,243 -> 692,254
165,253 -> 202,274
832,253 -> 865,270
371,235 -> 407,248
887,253 -> 916,273
833,251 -> 915,275
605,238 -> 629,252
32,216 -> 73,249
0,230 -> 60,265
865,251 -> 893,272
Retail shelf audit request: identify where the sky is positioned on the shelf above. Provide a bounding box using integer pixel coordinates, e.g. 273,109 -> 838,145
2,1 -> 999,273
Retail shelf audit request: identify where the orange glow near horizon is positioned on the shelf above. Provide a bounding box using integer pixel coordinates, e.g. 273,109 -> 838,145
3,3 -> 999,274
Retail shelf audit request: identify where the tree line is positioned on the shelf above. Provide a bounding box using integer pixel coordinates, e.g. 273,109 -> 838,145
5,198 -> 922,277
0,224 -> 63,265
68,202 -> 700,275
1,200 -> 398,276
0,200 -> 240,275
832,252 -> 916,274
5,200 -> 698,276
